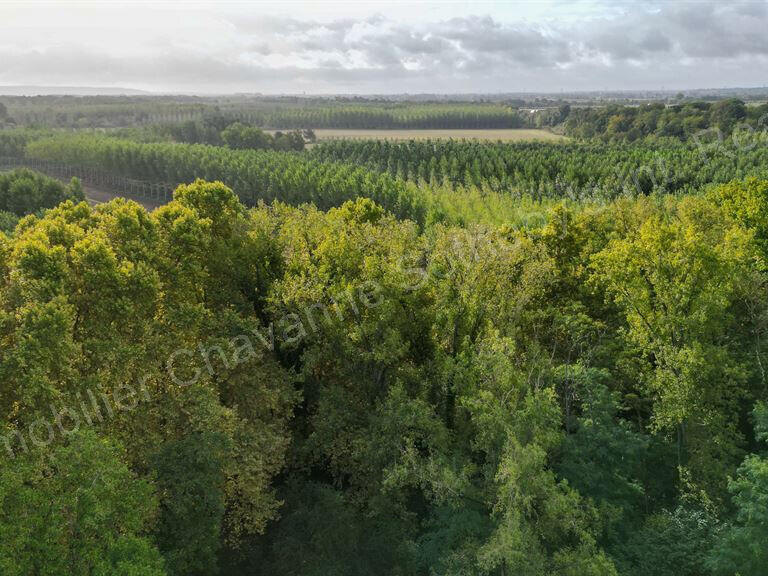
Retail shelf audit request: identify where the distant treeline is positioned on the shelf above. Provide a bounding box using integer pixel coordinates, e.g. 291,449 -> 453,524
5,94 -> 768,139
560,99 -> 768,141
0,95 -> 207,128
0,118 -> 310,153
0,96 -> 526,130
151,120 -> 310,151
227,104 -> 525,129
160,99 -> 767,137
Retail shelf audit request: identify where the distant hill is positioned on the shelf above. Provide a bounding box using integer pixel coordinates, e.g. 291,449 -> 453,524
0,85 -> 151,96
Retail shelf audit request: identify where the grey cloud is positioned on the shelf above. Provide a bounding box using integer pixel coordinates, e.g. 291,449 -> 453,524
735,1 -> 767,18
4,2 -> 768,93
204,4 -> 768,76
638,30 -> 671,53
668,3 -> 768,58
591,2 -> 768,60
247,43 -> 272,56
370,29 -> 450,57
0,46 -> 419,91
439,15 -> 572,66
586,27 -> 670,61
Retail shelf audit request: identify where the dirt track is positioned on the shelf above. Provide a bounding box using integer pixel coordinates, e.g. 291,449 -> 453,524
82,183 -> 163,210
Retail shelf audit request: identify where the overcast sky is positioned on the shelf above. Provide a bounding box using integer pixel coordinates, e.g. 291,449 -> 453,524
1,0 -> 768,94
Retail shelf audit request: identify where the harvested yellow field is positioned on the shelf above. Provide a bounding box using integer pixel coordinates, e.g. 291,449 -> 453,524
307,128 -> 568,142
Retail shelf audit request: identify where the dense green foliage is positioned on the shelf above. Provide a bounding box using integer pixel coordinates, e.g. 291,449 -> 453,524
0,211 -> 18,234
0,167 -> 84,234
0,130 -> 30,156
0,183 -> 297,574
1,173 -> 767,575
221,123 -> 306,151
312,137 -> 768,198
0,430 -> 166,576
706,404 -> 768,576
562,99 -> 768,141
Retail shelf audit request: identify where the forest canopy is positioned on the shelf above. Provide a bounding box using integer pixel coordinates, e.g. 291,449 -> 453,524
0,172 -> 767,575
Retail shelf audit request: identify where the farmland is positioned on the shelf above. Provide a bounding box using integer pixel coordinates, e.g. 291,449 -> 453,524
300,128 -> 567,142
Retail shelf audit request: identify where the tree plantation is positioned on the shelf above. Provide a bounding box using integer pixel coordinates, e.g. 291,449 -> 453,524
0,97 -> 526,130
309,137 -> 768,197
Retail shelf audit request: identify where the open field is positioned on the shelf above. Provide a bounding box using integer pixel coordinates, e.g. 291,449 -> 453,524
304,128 -> 568,142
